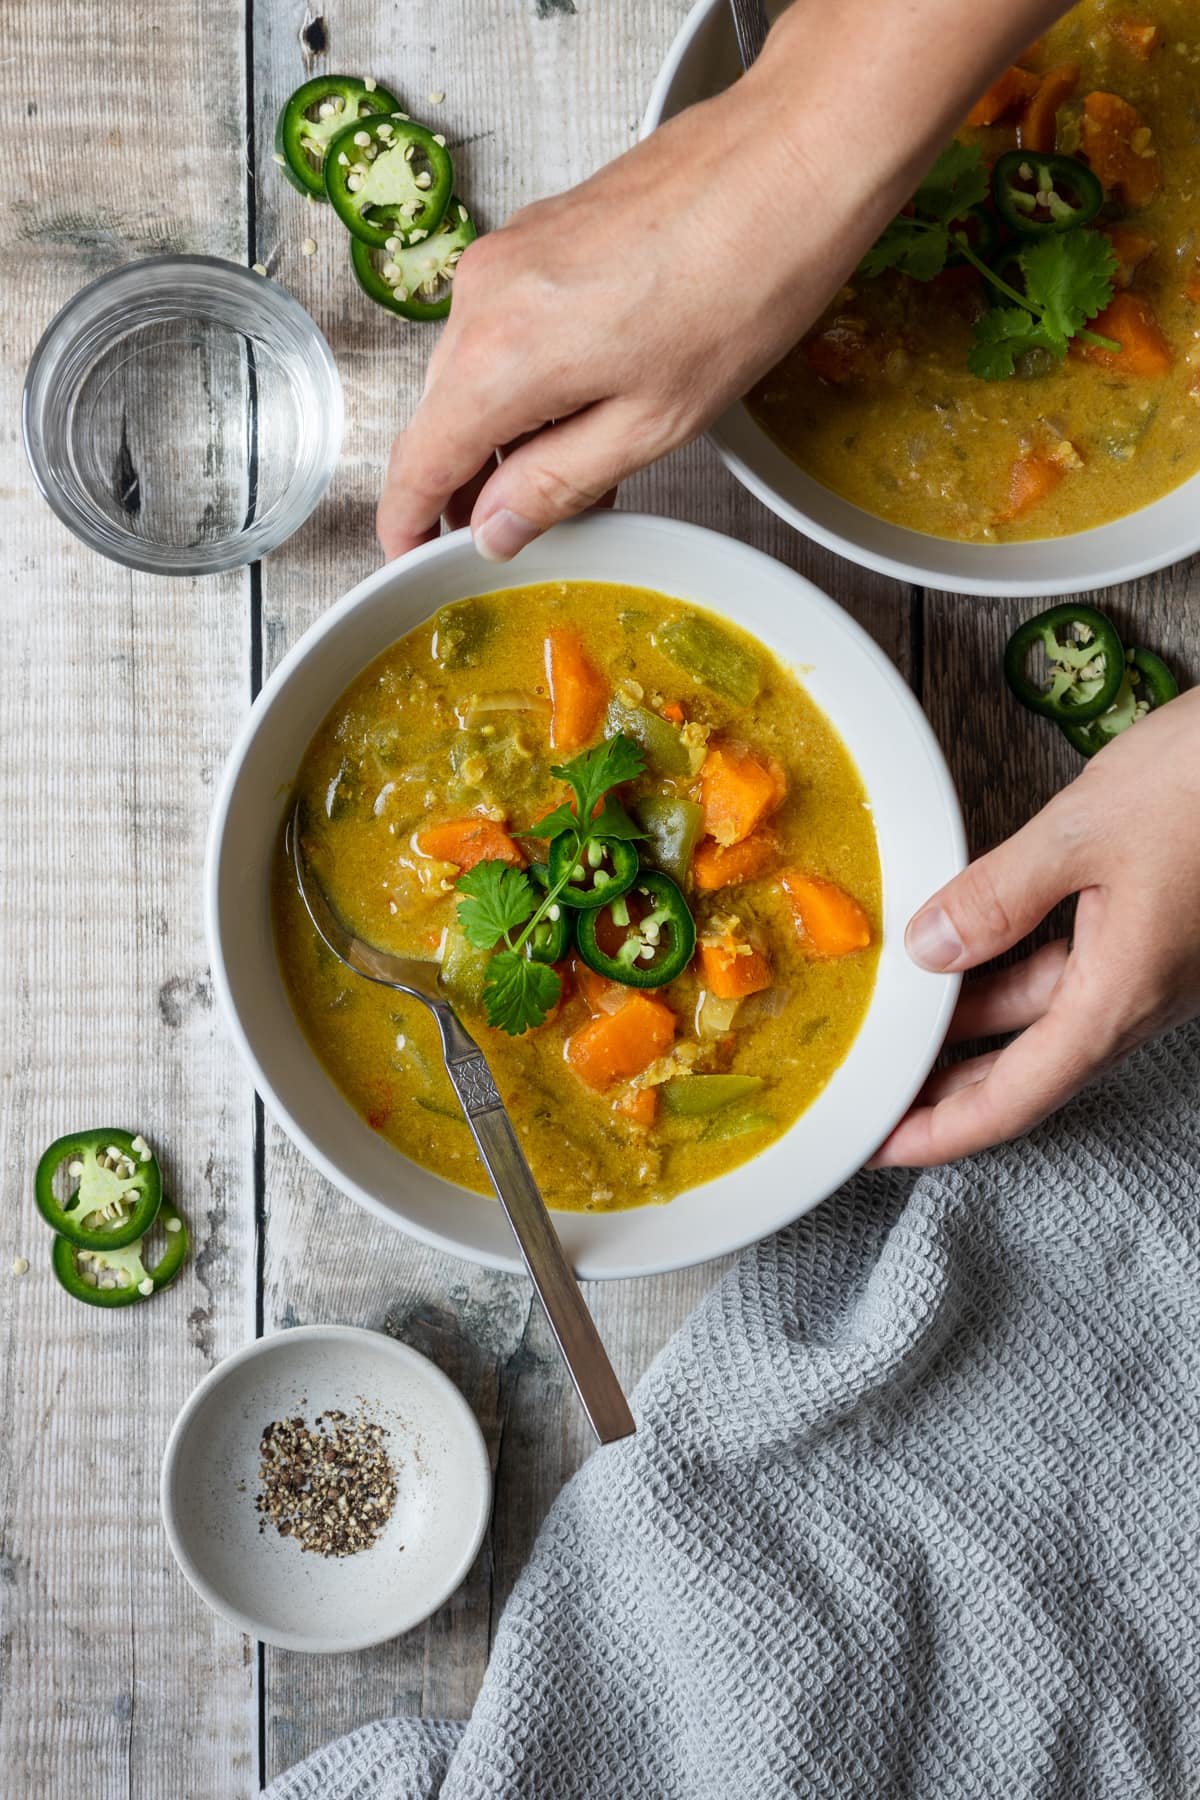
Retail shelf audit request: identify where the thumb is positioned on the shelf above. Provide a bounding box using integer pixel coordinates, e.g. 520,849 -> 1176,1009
907,796 -> 1084,973
470,399 -> 644,562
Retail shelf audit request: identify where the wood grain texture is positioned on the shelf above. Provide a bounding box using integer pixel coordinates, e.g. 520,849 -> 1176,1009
5,0 -> 1196,1791
0,2 -> 258,1796
251,0 -> 972,1777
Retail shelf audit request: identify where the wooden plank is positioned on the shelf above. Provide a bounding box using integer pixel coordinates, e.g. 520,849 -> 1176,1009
251,0 -> 847,1774
0,1 -> 258,1794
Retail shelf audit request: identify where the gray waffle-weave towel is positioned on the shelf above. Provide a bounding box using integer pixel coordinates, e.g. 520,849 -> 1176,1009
268,1024 -> 1200,1799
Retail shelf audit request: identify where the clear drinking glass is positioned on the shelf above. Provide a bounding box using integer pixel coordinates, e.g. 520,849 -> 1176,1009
23,256 -> 343,576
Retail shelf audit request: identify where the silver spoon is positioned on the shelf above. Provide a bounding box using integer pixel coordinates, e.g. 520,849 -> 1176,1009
289,807 -> 636,1446
729,0 -> 769,69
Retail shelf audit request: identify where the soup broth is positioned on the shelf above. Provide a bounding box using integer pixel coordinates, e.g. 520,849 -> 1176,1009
273,582 -> 881,1212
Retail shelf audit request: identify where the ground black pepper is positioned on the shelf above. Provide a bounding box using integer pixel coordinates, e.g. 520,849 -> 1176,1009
254,1407 -> 398,1556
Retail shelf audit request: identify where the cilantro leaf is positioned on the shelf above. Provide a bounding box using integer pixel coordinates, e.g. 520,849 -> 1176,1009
455,861 -> 537,950
529,803 -> 579,841
858,216 -> 949,283
457,734 -> 647,1021
856,141 -> 1117,381
913,140 -> 989,224
482,949 -> 561,1036
531,733 -> 646,840
967,231 -> 1118,379
968,306 -> 1065,382
1019,231 -> 1118,342
550,733 -> 644,827
858,143 -> 986,283
530,795 -> 643,843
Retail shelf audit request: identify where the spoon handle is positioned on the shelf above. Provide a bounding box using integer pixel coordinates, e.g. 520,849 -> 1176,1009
440,1034 -> 636,1447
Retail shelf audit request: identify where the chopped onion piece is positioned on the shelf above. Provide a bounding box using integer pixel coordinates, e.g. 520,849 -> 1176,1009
696,991 -> 741,1037
455,690 -> 550,725
738,986 -> 793,1024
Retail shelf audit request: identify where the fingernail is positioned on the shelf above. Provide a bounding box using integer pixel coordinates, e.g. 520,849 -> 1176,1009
473,509 -> 537,563
905,906 -> 964,971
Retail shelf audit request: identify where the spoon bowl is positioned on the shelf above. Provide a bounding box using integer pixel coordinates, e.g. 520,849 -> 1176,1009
289,808 -> 445,1002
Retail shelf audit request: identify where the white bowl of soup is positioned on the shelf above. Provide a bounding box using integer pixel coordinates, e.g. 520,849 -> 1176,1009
644,0 -> 1200,596
206,514 -> 963,1279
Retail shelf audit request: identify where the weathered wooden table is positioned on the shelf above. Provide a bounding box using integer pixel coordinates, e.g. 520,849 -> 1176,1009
1,3 -> 1193,1793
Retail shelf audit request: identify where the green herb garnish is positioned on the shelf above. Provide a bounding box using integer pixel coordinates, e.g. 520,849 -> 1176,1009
528,733 -> 646,843
859,142 -> 990,279
453,733 -> 645,1036
860,142 -> 1120,379
455,862 -> 540,949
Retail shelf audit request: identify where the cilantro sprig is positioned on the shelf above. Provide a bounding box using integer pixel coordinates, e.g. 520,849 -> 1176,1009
859,142 -> 990,280
452,733 -> 645,1036
859,141 -> 1120,380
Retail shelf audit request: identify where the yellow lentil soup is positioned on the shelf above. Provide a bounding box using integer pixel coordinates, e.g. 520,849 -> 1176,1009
748,0 -> 1200,542
273,582 -> 880,1213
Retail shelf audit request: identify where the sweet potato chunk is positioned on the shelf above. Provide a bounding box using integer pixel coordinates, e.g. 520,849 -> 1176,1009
566,994 -> 677,1092
780,873 -> 872,959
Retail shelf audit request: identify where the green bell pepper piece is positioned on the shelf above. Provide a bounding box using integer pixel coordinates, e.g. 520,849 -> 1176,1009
415,1095 -> 468,1124
699,1106 -> 775,1144
633,795 -> 705,886
662,1075 -> 766,1118
658,615 -> 761,706
440,926 -> 492,1008
433,598 -> 494,670
604,699 -> 704,779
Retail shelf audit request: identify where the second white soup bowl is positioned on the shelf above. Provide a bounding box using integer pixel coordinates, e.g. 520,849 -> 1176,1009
642,0 -> 1200,597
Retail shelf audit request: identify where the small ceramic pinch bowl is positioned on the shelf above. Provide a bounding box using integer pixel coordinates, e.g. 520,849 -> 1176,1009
160,1325 -> 491,1653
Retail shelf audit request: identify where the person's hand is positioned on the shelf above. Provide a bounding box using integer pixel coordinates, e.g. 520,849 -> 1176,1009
376,0 -> 1066,561
376,73 -> 879,561
874,687 -> 1200,1168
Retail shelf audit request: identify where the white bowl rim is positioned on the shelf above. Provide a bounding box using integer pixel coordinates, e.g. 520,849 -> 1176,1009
640,0 -> 1200,598
205,514 -> 965,1280
703,421 -> 1200,597
159,1323 -> 492,1653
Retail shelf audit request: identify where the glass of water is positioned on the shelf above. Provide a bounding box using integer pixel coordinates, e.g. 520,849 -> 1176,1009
23,256 -> 343,576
